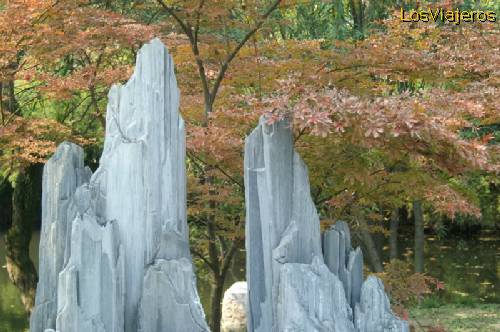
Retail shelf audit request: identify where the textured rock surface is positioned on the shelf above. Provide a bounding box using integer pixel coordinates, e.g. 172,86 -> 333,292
277,258 -> 355,332
245,117 -> 408,332
221,282 -> 248,332
138,258 -> 208,332
31,38 -> 209,332
323,221 -> 363,309
97,37 -> 207,332
244,117 -> 353,332
30,142 -> 92,332
55,203 -> 124,332
355,276 -> 409,332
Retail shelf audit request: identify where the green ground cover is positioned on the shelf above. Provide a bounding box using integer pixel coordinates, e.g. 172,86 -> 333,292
409,304 -> 500,332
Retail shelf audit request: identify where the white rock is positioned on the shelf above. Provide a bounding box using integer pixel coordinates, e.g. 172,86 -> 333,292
221,282 -> 247,332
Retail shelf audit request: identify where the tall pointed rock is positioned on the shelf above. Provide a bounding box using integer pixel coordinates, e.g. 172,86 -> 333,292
323,221 -> 364,309
31,38 -> 209,332
94,37 -> 202,332
355,276 -> 410,332
30,142 -> 92,332
244,117 -> 355,332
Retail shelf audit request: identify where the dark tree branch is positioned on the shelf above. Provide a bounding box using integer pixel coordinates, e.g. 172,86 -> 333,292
221,240 -> 239,277
194,0 -> 205,45
187,150 -> 243,189
156,0 -> 211,122
191,247 -> 216,272
209,0 -> 283,104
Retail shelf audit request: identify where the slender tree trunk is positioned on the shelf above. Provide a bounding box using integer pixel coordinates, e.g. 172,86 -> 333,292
210,274 -> 225,332
413,200 -> 424,273
7,80 -> 17,112
0,82 -> 4,124
400,204 -> 409,224
0,80 -> 18,123
358,218 -> 384,273
333,0 -> 346,39
389,208 -> 399,261
5,164 -> 42,313
349,0 -> 365,36
0,178 -> 13,231
205,171 -> 222,332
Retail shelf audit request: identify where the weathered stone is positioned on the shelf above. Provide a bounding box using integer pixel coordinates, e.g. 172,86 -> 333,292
354,276 -> 409,332
277,257 -> 355,332
32,38 -> 209,332
30,142 -> 91,332
56,200 -> 124,332
94,38 -> 189,331
138,258 -> 208,332
323,221 -> 363,309
245,117 -> 353,332
348,247 -> 363,309
244,117 -> 408,332
221,282 -> 247,332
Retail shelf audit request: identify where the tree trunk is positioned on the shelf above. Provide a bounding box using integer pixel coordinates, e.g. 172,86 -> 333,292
210,274 -> 225,332
7,80 -> 17,112
413,200 -> 424,273
0,82 -> 4,124
389,208 -> 399,261
5,164 -> 42,313
333,0 -> 347,39
359,218 -> 384,273
0,178 -> 13,231
400,204 -> 409,224
349,0 -> 365,36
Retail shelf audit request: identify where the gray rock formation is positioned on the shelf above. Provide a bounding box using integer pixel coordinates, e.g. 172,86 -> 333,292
324,224 -> 408,332
95,37 -> 207,332
138,258 -> 209,332
30,142 -> 92,332
31,38 -> 209,332
244,117 -> 408,332
55,183 -> 124,332
277,258 -> 355,332
244,117 -> 355,332
221,282 -> 247,332
323,221 -> 364,309
355,276 -> 410,332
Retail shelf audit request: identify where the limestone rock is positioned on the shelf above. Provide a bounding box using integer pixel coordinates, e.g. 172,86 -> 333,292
138,258 -> 209,332
323,221 -> 363,309
244,117 -> 352,332
221,282 -> 247,332
277,257 -> 355,332
55,202 -> 124,332
30,142 -> 91,332
32,38 -> 209,332
354,276 -> 409,332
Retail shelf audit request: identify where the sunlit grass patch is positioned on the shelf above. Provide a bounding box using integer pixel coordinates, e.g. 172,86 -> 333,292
409,304 -> 500,332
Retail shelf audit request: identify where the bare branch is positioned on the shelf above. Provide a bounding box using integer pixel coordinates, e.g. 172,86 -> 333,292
209,0 -> 283,104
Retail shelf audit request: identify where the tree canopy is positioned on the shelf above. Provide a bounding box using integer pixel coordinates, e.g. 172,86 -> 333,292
0,0 -> 498,330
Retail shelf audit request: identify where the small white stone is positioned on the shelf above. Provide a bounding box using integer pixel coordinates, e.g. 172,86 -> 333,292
221,282 -> 248,332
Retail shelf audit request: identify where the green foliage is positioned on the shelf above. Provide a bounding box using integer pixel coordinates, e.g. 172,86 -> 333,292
409,304 -> 500,332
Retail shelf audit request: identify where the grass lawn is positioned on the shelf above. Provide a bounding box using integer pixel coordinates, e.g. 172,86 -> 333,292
409,304 -> 500,332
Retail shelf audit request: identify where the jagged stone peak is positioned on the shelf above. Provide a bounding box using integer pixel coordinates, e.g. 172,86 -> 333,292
107,38 -> 177,91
